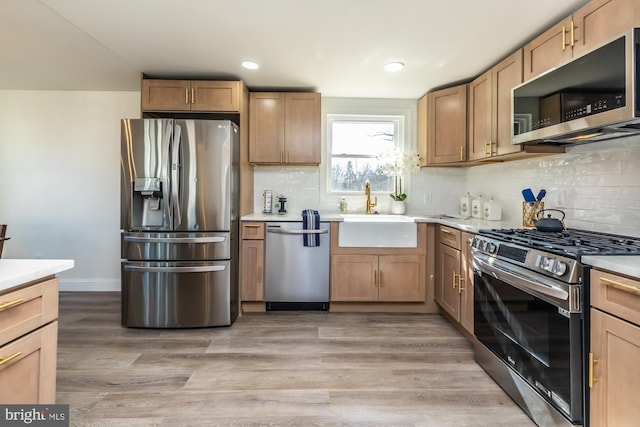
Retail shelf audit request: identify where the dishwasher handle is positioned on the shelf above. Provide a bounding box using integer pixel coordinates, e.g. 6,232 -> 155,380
267,228 -> 328,235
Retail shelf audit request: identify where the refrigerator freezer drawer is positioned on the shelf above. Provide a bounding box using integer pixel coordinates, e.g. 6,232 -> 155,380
122,231 -> 230,261
121,260 -> 236,328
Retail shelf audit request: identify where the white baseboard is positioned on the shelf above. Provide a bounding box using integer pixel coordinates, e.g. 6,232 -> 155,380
59,279 -> 120,292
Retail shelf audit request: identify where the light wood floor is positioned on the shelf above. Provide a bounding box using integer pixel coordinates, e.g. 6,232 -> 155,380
56,292 -> 535,426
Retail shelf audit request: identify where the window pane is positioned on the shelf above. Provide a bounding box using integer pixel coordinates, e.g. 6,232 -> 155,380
331,122 -> 395,155
330,158 -> 393,192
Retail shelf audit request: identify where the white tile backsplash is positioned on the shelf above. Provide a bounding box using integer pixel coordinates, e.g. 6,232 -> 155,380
253,136 -> 640,236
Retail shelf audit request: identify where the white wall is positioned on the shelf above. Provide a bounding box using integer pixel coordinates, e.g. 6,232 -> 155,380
0,90 -> 140,290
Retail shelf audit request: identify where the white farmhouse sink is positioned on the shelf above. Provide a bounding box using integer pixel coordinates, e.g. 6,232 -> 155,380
338,215 -> 417,248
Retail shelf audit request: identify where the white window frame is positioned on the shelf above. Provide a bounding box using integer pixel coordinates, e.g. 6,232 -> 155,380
320,98 -> 416,204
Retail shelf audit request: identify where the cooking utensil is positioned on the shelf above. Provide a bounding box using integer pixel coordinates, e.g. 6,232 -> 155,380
533,209 -> 566,232
536,189 -> 546,201
522,188 -> 536,203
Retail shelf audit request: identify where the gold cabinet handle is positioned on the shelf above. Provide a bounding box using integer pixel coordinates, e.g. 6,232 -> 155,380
458,276 -> 465,294
0,351 -> 22,367
441,228 -> 453,235
452,271 -> 459,289
0,298 -> 24,311
588,352 -> 599,388
285,151 -> 289,163
244,224 -> 261,228
570,21 -> 576,47
600,277 -> 640,295
374,270 -> 378,287
185,88 -> 189,104
562,25 -> 566,51
459,146 -> 464,161
379,271 -> 383,288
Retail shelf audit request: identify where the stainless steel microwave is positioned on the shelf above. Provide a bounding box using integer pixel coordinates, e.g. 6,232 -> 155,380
512,27 -> 640,145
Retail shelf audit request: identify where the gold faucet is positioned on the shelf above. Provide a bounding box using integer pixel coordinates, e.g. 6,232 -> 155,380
365,180 -> 377,214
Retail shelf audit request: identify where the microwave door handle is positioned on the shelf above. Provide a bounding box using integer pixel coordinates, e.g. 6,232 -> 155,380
161,121 -> 173,230
171,124 -> 182,227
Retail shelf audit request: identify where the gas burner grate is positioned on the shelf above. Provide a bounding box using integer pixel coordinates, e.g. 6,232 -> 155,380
478,228 -> 640,259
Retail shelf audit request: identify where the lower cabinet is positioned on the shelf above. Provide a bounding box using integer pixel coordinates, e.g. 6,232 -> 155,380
330,254 -> 425,302
589,268 -> 640,426
240,222 -> 265,312
435,225 -> 474,335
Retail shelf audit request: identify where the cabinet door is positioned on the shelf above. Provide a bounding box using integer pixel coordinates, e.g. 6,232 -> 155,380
417,94 -> 428,167
330,255 -> 378,301
192,81 -> 240,112
491,49 -> 523,157
459,232 -> 475,334
590,308 -> 640,426
468,71 -> 492,161
378,255 -> 425,302
141,80 -> 191,111
427,85 -> 467,164
523,17 -> 573,81
0,321 -> 57,404
437,244 -> 461,320
249,93 -> 285,163
573,0 -> 639,57
284,92 -> 321,164
240,240 -> 264,301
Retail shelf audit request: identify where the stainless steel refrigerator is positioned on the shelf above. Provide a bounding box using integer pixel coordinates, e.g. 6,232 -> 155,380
120,118 -> 239,328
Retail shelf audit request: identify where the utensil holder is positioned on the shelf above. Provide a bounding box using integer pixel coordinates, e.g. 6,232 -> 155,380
522,201 -> 544,227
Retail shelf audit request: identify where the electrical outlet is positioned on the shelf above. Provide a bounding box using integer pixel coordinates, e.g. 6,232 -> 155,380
554,191 -> 566,208
423,193 -> 432,204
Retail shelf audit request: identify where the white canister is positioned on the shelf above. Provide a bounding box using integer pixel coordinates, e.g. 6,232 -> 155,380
471,196 -> 483,219
460,193 -> 473,217
483,198 -> 502,221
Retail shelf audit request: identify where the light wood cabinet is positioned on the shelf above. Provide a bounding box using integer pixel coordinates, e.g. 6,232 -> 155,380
240,222 -> 265,309
249,92 -> 321,165
425,84 -> 468,165
589,268 -> 640,426
468,50 -> 525,161
435,226 -> 474,335
417,94 -> 428,167
141,79 -> 241,112
523,0 -> 639,81
0,278 -> 59,404
330,254 -> 425,302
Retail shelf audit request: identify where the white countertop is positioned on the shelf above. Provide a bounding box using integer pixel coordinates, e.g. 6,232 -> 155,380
241,212 -> 521,233
0,259 -> 74,294
582,256 -> 640,280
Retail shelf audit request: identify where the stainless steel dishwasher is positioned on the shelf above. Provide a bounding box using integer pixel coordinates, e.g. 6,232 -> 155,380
265,221 -> 330,310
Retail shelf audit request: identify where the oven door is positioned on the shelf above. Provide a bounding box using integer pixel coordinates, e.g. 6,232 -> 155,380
474,257 -> 583,425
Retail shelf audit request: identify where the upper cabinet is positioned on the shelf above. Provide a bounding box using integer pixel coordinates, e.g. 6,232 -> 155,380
249,92 -> 321,165
468,50 -> 524,161
141,79 -> 241,112
523,0 -> 639,81
424,84 -> 468,165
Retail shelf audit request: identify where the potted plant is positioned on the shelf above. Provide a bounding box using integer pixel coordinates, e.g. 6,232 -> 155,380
379,149 -> 421,214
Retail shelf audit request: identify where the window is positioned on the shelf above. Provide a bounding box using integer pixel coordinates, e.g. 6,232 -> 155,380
327,114 -> 404,193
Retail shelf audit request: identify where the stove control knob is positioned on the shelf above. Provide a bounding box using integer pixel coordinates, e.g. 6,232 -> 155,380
487,243 -> 497,254
552,261 -> 567,277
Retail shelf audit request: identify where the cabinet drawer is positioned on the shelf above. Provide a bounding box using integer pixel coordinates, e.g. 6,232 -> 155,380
241,222 -> 265,240
591,269 -> 640,326
0,321 -> 58,404
0,278 -> 58,346
438,225 -> 461,250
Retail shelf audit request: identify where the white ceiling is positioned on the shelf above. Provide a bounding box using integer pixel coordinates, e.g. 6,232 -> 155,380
1,0 -> 589,98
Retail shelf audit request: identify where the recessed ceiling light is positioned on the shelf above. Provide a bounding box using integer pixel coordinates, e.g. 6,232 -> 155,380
384,62 -> 404,72
242,60 -> 259,70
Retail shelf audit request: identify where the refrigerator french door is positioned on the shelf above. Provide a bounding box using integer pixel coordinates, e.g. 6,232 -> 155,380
120,118 -> 239,328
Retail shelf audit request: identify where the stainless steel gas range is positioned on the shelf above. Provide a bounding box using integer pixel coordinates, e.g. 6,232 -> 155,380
471,228 -> 640,427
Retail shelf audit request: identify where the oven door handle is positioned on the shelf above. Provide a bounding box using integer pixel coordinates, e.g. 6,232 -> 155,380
473,252 -> 569,302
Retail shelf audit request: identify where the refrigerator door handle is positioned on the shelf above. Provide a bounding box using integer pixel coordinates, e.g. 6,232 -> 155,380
123,265 -> 226,273
162,121 -> 173,229
171,124 -> 182,227
123,236 -> 226,244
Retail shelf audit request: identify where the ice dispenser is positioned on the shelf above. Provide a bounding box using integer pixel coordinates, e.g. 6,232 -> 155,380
131,177 -> 164,229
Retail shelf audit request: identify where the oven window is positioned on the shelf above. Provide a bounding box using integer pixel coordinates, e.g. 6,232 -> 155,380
474,271 -> 576,417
